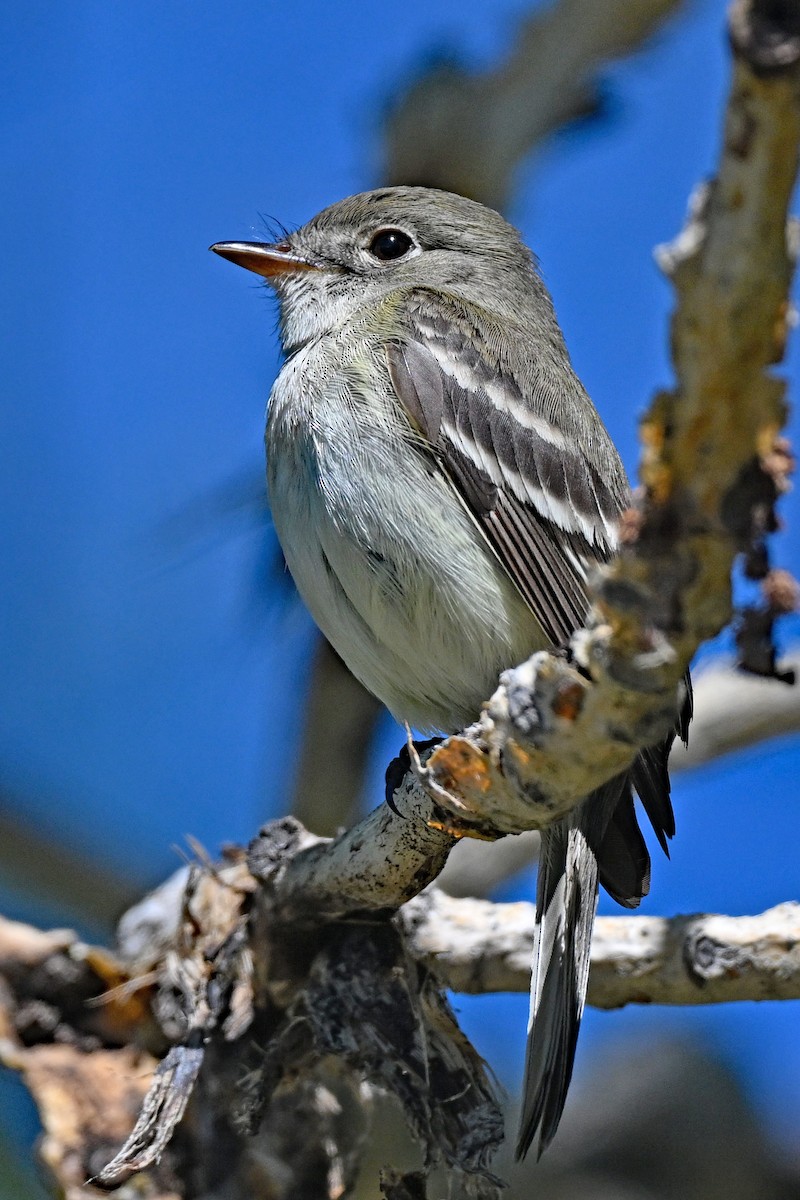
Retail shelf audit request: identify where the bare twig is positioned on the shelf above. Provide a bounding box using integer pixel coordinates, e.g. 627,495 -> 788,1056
250,796 -> 457,921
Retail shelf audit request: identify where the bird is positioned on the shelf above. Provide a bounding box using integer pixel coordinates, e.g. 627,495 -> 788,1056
210,186 -> 691,1159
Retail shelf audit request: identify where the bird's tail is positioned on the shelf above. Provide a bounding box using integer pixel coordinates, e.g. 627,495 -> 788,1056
516,682 -> 691,1159
516,765 -> 658,1159
515,804 -> 601,1160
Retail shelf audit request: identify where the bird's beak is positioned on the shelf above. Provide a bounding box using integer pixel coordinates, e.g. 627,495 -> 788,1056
209,240 -> 319,278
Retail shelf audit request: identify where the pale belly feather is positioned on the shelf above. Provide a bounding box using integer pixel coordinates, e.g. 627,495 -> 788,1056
266,339 -> 545,733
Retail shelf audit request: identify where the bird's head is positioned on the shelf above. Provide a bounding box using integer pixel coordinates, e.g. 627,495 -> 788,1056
211,186 -> 555,352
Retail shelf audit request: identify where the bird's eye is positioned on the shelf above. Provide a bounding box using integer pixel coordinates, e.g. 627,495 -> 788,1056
368,228 -> 415,262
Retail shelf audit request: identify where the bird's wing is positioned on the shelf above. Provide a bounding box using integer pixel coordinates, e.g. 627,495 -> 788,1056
386,291 -> 627,646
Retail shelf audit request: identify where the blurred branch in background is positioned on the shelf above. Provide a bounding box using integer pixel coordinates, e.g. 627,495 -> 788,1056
384,0 -> 689,208
672,651 -> 800,769
291,640 -> 383,836
502,1038 -> 800,1200
0,792 -> 139,936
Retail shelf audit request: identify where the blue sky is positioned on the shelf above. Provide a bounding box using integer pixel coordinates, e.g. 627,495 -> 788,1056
2,0 -> 799,1160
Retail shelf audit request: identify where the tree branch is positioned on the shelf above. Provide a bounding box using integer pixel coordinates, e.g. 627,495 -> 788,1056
404,892 -> 800,1006
250,795 -> 457,921
435,644 -> 800,898
3,884 -> 800,1199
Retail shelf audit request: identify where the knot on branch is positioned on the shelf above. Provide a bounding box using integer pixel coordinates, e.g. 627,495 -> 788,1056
685,933 -> 746,984
730,0 -> 800,74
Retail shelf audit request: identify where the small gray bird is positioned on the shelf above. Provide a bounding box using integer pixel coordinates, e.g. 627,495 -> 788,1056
211,187 -> 690,1158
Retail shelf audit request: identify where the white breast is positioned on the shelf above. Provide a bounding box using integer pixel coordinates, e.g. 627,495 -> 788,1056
266,336 -> 545,733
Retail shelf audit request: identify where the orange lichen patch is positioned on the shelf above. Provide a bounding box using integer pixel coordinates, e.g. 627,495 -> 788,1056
425,737 -> 520,835
641,458 -> 673,505
771,298 -> 792,358
640,408 -> 667,453
552,681 -> 585,722
0,917 -> 155,1045
425,817 -> 498,842
427,737 -> 496,799
81,946 -> 155,1036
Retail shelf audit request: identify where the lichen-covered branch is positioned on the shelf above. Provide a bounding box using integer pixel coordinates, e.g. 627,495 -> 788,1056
428,644 -> 800,899
404,892 -> 800,1006
250,791 -> 458,921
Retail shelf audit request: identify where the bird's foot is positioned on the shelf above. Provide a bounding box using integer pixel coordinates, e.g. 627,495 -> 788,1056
384,737 -> 442,814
